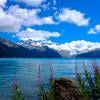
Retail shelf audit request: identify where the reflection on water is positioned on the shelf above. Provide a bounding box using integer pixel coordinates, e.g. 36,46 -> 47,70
0,58 -> 100,100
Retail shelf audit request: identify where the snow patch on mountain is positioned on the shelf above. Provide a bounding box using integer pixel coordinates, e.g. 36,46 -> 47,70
18,40 -> 100,57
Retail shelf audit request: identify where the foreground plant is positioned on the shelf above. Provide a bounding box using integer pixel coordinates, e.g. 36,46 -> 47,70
48,63 -> 55,100
84,70 -> 96,100
38,65 -> 47,100
12,75 -> 24,100
74,61 -> 89,100
92,60 -> 100,98
82,61 -> 96,100
38,63 -> 55,100
74,60 -> 100,100
11,60 -> 100,100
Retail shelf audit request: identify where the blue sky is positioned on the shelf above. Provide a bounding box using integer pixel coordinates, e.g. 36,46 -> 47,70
0,0 -> 100,44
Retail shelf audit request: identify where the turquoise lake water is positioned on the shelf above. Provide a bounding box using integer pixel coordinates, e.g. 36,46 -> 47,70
0,58 -> 100,100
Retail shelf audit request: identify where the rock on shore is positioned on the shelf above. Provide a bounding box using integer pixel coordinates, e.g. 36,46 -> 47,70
54,78 -> 84,100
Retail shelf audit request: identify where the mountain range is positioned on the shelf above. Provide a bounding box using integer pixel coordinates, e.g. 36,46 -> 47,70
0,38 -> 61,58
76,49 -> 100,58
0,37 -> 100,58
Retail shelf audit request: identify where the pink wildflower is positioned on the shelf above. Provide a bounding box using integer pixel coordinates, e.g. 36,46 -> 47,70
49,63 -> 53,82
92,60 -> 99,75
38,65 -> 42,86
13,75 -> 17,90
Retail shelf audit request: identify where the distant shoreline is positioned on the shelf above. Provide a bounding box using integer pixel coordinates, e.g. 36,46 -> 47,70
0,57 -> 100,59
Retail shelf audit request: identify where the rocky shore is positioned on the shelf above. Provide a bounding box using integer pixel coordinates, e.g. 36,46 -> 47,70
55,78 -> 84,100
54,78 -> 84,100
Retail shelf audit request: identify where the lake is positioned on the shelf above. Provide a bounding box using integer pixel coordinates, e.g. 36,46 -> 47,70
0,58 -> 100,100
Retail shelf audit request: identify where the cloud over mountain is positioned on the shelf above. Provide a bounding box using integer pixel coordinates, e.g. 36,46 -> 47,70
47,40 -> 100,55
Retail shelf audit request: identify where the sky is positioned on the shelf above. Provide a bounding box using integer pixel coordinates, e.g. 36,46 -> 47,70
0,0 -> 100,44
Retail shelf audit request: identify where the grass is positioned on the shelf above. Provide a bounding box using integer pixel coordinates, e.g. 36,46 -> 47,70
75,60 -> 100,100
5,60 -> 100,100
38,64 -> 55,100
12,75 -> 25,100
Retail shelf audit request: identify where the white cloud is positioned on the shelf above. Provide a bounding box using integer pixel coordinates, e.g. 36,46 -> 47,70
8,5 -> 55,26
23,16 -> 55,26
0,7 -> 21,32
0,5 -> 56,33
47,40 -> 100,55
53,0 -> 56,6
17,0 -> 46,7
41,2 -> 50,10
88,24 -> 100,34
58,8 -> 90,26
0,0 -> 7,7
16,28 -> 61,41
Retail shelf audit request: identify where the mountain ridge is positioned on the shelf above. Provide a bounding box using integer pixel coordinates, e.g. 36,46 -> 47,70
0,38 -> 61,58
0,38 -> 100,58
76,48 -> 100,58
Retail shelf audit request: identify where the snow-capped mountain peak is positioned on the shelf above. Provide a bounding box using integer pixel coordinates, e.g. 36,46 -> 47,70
18,40 -> 100,57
